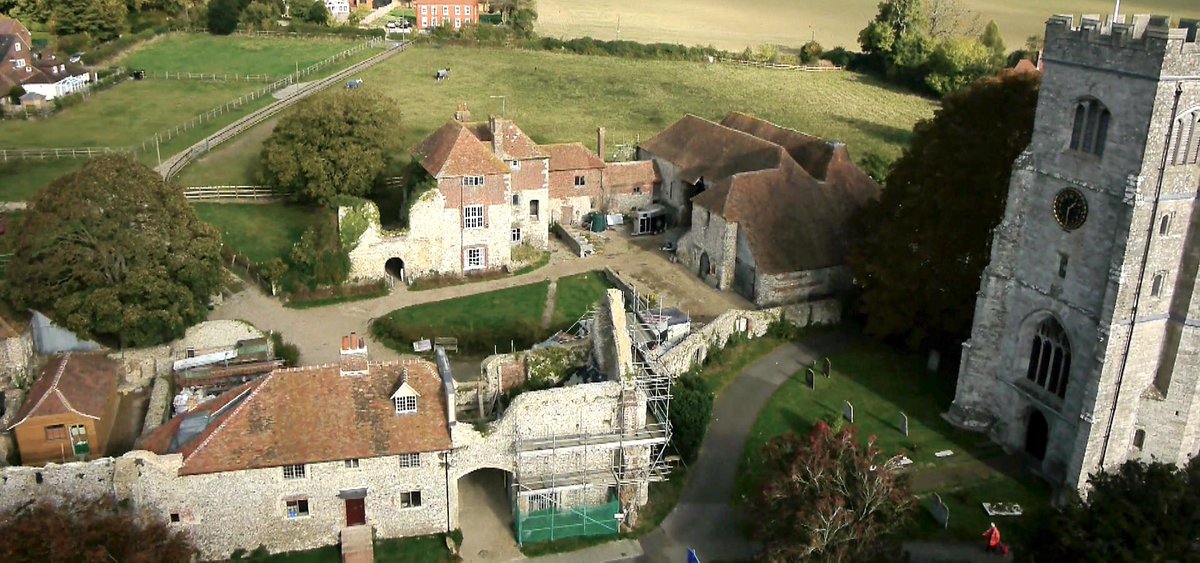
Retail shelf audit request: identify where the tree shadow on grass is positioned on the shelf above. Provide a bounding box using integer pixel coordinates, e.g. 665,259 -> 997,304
833,114 -> 914,148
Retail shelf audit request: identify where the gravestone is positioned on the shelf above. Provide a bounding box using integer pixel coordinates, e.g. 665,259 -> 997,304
899,412 -> 910,437
930,493 -> 950,528
822,357 -> 832,377
805,368 -> 816,390
843,401 -> 854,424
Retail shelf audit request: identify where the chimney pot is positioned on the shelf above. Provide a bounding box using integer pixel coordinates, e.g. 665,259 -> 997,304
342,335 -> 349,350
597,127 -> 606,162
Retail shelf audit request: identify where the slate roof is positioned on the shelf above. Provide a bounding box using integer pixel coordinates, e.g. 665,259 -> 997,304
604,160 -> 661,187
137,360 -> 452,476
412,121 -> 511,178
686,112 -> 881,275
8,353 -> 120,428
543,143 -> 605,171
639,114 -> 786,184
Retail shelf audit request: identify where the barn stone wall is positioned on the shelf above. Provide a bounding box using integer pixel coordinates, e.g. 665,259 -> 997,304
0,331 -> 34,388
754,266 -> 850,308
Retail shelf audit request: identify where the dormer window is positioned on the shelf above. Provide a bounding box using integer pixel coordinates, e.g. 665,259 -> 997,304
509,160 -> 521,170
394,396 -> 417,413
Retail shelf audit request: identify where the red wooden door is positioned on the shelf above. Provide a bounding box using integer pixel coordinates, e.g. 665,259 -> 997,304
345,498 -> 366,527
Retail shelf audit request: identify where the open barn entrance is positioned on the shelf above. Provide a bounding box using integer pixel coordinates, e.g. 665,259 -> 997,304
384,257 -> 405,282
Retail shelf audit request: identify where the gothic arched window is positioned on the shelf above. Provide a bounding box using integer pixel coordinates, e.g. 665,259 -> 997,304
1172,112 -> 1200,165
1026,317 -> 1072,399
1069,98 -> 1110,157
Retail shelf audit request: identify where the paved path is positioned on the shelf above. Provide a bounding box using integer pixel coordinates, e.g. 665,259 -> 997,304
210,231 -> 751,366
639,342 -> 816,562
903,541 -> 1012,562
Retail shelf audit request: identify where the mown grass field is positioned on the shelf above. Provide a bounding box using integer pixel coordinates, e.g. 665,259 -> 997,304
193,203 -> 325,264
179,44 -> 937,186
552,271 -> 612,327
119,34 -> 361,76
537,0 -> 1199,52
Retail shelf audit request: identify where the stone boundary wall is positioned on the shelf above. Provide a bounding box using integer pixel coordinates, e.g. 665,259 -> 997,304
551,223 -> 594,257
0,457 -> 118,514
0,331 -> 34,388
143,377 -> 173,435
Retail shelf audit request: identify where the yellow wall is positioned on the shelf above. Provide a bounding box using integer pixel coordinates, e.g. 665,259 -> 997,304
14,412 -> 105,466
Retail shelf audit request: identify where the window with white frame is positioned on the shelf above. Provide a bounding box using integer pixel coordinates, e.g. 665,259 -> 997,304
465,247 -> 484,270
464,5 -> 470,15
455,18 -> 461,28
421,16 -> 427,27
283,464 -> 306,479
344,459 -> 360,469
394,396 -> 417,413
398,453 -> 420,468
455,5 -> 460,15
13,59 -> 25,69
286,498 -> 310,518
509,160 -> 521,170
14,42 -> 20,52
442,5 -> 448,15
420,5 -> 427,13
463,205 -> 484,229
462,175 -> 485,187
511,228 -> 521,243
574,175 -> 586,186
400,490 -> 422,508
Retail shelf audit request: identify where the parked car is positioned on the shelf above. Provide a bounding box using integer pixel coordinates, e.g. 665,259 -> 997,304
69,52 -> 84,63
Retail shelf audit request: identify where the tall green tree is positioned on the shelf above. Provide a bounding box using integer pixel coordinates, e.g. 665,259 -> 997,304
3,156 -> 223,348
925,36 -> 995,96
979,20 -> 1006,66
51,0 -> 127,40
846,70 -> 1040,350
206,0 -> 240,34
668,372 -> 714,464
297,0 -> 329,25
1028,459 -> 1200,561
0,497 -> 196,562
260,91 -> 405,206
239,0 -> 279,29
754,423 -> 915,561
858,0 -> 932,81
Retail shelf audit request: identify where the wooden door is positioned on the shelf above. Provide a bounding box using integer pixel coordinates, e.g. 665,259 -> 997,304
345,498 -> 366,527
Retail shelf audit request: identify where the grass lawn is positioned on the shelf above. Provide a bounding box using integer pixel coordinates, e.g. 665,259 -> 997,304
373,280 -> 552,353
551,271 -> 613,328
736,336 -> 1052,545
119,34 -> 361,76
182,44 -> 936,186
0,160 -> 85,201
175,115 -> 279,187
699,336 -> 786,393
537,0 -> 1198,52
193,203 -> 324,264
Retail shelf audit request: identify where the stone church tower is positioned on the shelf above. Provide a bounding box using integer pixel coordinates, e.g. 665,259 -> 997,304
947,14 -> 1200,491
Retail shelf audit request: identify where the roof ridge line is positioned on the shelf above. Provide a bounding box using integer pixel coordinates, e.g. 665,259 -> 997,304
7,352 -> 72,430
183,370 -> 277,465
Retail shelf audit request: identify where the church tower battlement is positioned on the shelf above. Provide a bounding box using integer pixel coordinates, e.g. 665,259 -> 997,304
948,14 -> 1200,493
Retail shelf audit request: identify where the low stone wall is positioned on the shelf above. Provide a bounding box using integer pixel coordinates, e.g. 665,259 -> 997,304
142,377 -> 173,435
551,223 -> 594,257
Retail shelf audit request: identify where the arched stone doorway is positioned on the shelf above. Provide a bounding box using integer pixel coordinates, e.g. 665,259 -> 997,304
384,257 -> 405,281
699,252 -> 711,278
1025,409 -> 1049,461
457,468 -> 520,561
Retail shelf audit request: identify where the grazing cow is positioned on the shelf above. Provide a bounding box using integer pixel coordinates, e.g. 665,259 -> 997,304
435,68 -> 450,81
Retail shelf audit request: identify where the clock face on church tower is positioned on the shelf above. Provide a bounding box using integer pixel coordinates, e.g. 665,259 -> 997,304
1052,188 -> 1088,231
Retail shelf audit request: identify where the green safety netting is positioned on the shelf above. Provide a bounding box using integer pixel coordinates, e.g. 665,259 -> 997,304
514,495 -> 621,545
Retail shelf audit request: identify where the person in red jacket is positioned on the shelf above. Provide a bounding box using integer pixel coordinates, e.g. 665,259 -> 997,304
983,522 -> 1001,553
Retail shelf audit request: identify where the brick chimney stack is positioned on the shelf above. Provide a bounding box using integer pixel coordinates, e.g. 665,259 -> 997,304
597,127 -> 606,162
454,101 -> 471,123
339,332 -> 369,377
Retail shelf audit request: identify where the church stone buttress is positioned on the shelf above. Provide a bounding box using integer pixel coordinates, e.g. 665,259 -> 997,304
947,14 -> 1200,491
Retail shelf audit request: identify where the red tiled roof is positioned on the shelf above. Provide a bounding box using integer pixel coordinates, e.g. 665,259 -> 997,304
604,160 -> 660,187
469,119 -> 546,161
413,121 -> 511,178
719,112 -> 837,181
543,143 -> 605,171
8,353 -> 120,428
139,360 -> 452,475
639,114 -> 786,184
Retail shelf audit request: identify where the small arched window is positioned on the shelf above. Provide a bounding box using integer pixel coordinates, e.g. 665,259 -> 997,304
1152,273 -> 1165,297
1026,317 -> 1071,399
1160,214 -> 1172,236
1069,98 -> 1111,157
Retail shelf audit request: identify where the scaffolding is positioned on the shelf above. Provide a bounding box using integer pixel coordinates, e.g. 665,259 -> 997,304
510,290 -> 676,544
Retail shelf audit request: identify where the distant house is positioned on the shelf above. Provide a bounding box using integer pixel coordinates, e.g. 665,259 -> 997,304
651,112 -> 881,306
412,0 -> 480,31
0,17 -> 90,102
324,0 -> 351,19
7,353 -> 121,465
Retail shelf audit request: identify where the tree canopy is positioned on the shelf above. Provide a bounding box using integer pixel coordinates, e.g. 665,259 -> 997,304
846,70 -> 1040,351
1028,459 -> 1200,561
206,0 -> 240,34
0,497 -> 196,562
3,156 -> 223,348
50,0 -> 127,40
668,372 -> 714,464
260,90 -> 405,206
754,423 -> 915,560
296,0 -> 329,25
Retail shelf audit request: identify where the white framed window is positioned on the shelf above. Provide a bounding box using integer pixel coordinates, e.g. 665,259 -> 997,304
462,175 -> 485,187
344,459 -> 360,469
464,5 -> 470,15
394,396 -> 417,413
13,59 -> 25,69
282,464 -> 306,480
574,175 -> 587,187
421,5 -> 427,14
400,490 -> 422,509
286,498 -> 310,519
463,205 -> 484,229
14,43 -> 20,52
511,228 -> 521,243
442,5 -> 448,15
465,247 -> 484,270
398,453 -> 420,468
455,18 -> 461,28
509,160 -> 521,170
455,5 -> 460,15
421,16 -> 428,27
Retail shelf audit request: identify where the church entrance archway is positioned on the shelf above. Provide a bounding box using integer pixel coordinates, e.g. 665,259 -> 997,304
384,257 -> 405,281
1025,409 -> 1049,461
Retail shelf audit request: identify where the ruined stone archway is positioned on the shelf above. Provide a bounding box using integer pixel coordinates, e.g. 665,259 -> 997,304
457,468 -> 520,560
384,257 -> 405,281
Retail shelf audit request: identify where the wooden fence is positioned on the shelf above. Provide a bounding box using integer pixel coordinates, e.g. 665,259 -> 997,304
145,71 -> 280,83
183,185 -> 286,201
717,58 -> 843,71
0,147 -> 133,161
